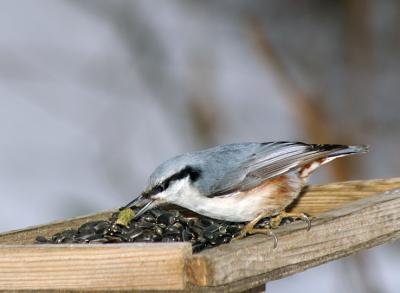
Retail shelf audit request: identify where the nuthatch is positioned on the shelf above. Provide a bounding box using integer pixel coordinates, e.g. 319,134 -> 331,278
125,142 -> 368,243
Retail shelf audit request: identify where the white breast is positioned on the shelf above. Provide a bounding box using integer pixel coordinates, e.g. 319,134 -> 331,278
164,177 -> 281,222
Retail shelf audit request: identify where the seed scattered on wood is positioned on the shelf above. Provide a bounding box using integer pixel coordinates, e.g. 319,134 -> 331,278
36,206 -> 291,253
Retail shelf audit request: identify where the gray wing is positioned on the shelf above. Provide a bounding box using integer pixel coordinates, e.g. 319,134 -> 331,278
203,142 -> 364,197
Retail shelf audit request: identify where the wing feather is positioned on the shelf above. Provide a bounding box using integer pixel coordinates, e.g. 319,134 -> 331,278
206,142 -> 366,197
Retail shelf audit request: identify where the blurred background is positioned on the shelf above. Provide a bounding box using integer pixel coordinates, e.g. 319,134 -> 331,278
0,1 -> 399,292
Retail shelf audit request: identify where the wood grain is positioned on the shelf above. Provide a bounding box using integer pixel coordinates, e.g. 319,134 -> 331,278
290,177 -> 400,215
186,188 -> 400,290
0,243 -> 191,291
0,209 -> 116,245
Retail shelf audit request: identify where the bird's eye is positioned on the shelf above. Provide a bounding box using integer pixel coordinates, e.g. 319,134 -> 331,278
155,182 -> 167,193
158,180 -> 170,192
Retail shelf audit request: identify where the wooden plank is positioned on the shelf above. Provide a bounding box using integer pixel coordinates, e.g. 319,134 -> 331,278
0,209 -> 116,245
0,242 -> 191,291
290,177 -> 400,215
186,188 -> 400,290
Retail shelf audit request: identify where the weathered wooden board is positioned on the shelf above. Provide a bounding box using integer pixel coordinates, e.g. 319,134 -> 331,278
0,243 -> 191,291
292,177 -> 400,215
186,188 -> 400,291
0,209 -> 116,245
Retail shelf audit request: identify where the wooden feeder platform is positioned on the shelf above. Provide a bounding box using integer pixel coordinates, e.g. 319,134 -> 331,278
1,178 -> 400,292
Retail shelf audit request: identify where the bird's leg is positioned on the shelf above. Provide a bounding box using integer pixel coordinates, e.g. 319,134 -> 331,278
270,211 -> 312,230
234,211 -> 278,248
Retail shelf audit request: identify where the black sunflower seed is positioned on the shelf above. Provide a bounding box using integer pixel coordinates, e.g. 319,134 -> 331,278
37,206 -> 288,253
142,215 -> 156,223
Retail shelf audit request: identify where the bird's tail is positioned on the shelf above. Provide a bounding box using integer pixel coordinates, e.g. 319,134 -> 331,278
322,144 -> 369,158
297,144 -> 369,178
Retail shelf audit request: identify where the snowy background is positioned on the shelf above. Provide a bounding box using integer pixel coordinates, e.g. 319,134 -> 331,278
1,1 -> 400,292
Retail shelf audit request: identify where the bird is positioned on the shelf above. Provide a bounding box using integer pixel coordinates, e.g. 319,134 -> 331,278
124,142 -> 368,244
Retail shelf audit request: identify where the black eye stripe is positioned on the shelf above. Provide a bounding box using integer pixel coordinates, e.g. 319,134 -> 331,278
148,166 -> 202,195
186,166 -> 201,182
167,166 -> 202,183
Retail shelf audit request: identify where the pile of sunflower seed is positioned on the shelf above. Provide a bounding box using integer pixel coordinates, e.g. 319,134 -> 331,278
36,207 -> 283,253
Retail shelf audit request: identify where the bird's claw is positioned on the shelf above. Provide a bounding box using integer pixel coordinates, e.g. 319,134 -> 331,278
233,227 -> 278,248
270,211 -> 312,231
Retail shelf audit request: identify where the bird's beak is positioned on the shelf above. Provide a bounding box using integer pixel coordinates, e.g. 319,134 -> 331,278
123,195 -> 156,219
123,195 -> 144,209
134,199 -> 156,219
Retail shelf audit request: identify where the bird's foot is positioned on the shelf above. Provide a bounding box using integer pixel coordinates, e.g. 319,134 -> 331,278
233,224 -> 278,248
270,211 -> 312,230
232,211 -> 311,248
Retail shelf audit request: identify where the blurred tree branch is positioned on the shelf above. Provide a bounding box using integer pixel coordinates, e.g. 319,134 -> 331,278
247,16 -> 350,180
